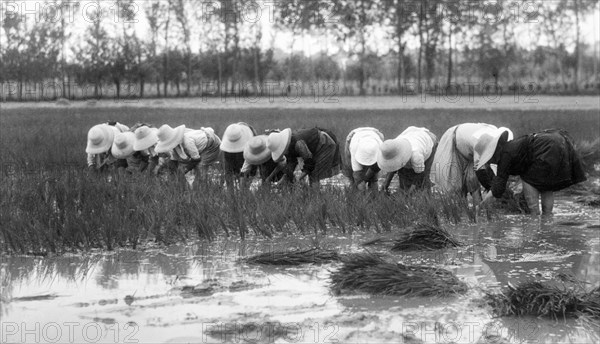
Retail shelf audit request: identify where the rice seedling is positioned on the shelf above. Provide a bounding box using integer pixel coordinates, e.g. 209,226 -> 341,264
330,253 -> 468,296
390,223 -> 462,251
576,138 -> 600,176
484,281 -> 600,321
245,248 -> 341,265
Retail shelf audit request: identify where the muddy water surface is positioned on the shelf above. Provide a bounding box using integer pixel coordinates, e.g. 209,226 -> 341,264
2,198 -> 599,344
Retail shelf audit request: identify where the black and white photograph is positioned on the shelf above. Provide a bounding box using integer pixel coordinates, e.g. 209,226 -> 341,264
1,0 -> 599,343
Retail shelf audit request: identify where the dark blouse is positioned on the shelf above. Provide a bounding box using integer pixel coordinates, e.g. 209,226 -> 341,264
490,135 -> 532,197
284,128 -> 321,177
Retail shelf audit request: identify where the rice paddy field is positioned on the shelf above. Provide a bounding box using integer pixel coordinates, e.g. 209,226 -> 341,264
1,95 -> 599,343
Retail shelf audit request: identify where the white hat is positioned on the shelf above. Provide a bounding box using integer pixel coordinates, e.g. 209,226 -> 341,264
376,137 -> 412,173
111,131 -> 136,159
267,128 -> 292,162
243,135 -> 271,165
220,123 -> 254,153
86,124 -> 118,154
133,126 -> 159,151
353,136 -> 381,167
474,128 -> 513,170
155,124 -> 186,154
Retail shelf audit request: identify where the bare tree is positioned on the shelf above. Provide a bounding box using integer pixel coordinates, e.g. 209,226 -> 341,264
173,0 -> 192,95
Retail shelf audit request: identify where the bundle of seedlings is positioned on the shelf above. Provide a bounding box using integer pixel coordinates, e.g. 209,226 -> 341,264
245,248 -> 341,265
575,195 -> 600,207
576,138 -> 600,176
330,253 -> 468,296
485,281 -> 600,321
204,321 -> 289,343
390,223 -> 462,251
571,185 -> 600,207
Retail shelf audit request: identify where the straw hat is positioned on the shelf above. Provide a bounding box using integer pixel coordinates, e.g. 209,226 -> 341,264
243,135 -> 271,165
267,128 -> 292,162
133,126 -> 159,151
376,137 -> 412,173
353,136 -> 381,167
474,128 -> 513,170
155,124 -> 186,154
86,124 -> 118,154
111,131 -> 136,159
220,123 -> 254,153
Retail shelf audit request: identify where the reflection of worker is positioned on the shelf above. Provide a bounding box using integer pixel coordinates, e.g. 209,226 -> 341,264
453,248 -> 499,289
575,249 -> 600,287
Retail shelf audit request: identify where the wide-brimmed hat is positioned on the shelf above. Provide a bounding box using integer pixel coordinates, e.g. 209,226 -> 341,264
376,137 -> 412,173
111,131 -> 136,159
497,127 -> 514,141
267,128 -> 292,162
133,126 -> 159,151
220,123 -> 254,153
353,136 -> 381,167
86,124 -> 118,154
155,124 -> 186,154
474,128 -> 513,170
243,135 -> 271,165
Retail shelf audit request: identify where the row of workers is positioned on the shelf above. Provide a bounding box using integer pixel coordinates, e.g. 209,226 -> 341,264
86,121 -> 586,215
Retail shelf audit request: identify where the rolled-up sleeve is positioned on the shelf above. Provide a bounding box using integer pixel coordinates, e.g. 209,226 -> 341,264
241,160 -> 252,174
411,153 -> 425,173
87,154 -> 95,167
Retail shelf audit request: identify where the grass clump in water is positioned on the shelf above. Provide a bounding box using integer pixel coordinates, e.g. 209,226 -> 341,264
390,223 -> 462,251
485,281 -> 600,321
245,248 -> 341,265
330,253 -> 468,296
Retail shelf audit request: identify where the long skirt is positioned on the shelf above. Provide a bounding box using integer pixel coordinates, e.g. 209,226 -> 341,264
430,125 -> 480,195
223,152 -> 245,175
310,131 -> 341,182
522,129 -> 586,192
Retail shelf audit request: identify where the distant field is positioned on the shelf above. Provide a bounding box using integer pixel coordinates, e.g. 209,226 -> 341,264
1,94 -> 599,110
1,104 -> 599,171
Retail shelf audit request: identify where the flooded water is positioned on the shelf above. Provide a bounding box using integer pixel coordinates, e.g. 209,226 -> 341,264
2,197 -> 599,344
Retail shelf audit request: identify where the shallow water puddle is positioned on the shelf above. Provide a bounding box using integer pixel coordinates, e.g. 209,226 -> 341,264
1,200 -> 599,343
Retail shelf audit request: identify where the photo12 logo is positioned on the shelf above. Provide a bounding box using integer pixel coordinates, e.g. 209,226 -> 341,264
0,1 -> 140,25
201,321 -> 339,343
1,321 -> 140,343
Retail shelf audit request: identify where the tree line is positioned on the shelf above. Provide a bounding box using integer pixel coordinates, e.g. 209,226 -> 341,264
1,0 -> 599,101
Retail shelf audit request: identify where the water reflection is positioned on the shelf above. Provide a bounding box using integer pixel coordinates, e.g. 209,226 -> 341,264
1,202 -> 598,343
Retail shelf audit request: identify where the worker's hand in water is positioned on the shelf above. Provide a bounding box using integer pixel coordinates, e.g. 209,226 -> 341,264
480,190 -> 495,206
357,182 -> 366,192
